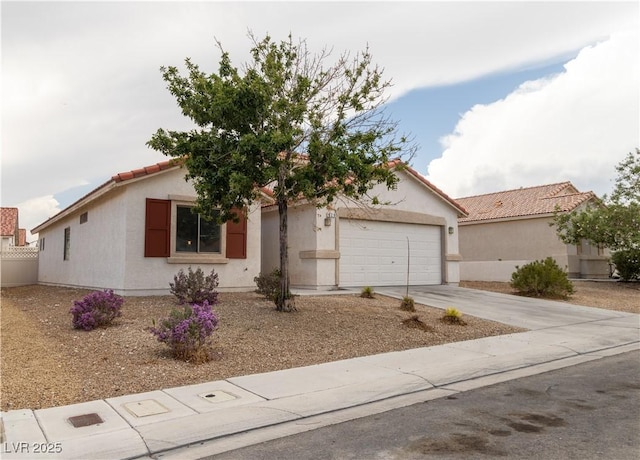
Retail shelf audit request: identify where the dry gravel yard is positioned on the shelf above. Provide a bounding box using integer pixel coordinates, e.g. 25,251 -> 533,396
1,280 -> 637,411
0,285 -> 524,411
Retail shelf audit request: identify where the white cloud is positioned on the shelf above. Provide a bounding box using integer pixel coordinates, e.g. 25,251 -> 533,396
16,195 -> 61,242
427,30 -> 640,198
1,1 -> 637,208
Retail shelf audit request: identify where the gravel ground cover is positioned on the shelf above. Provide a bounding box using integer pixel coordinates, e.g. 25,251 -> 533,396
2,280 -> 636,411
1,285 -> 523,411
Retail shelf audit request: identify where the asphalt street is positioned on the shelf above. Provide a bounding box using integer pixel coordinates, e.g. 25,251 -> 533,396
206,350 -> 640,460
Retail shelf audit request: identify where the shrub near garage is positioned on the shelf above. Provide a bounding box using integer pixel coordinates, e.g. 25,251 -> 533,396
511,257 -> 574,299
70,289 -> 124,331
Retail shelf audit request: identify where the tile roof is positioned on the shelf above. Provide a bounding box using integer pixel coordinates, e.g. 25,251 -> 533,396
456,182 -> 596,223
1,207 -> 19,237
112,159 -> 181,183
32,160 -> 184,233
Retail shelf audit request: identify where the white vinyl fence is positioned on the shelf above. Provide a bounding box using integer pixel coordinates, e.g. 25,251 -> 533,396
1,247 -> 39,287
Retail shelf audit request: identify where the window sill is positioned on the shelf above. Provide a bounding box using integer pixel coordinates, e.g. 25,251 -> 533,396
167,256 -> 229,264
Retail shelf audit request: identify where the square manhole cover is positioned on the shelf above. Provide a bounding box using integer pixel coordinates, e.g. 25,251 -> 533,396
68,413 -> 103,428
124,399 -> 170,418
198,390 -> 237,403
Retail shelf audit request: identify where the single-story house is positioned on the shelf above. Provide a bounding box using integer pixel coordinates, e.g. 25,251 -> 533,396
261,163 -> 468,289
455,182 -> 610,282
32,160 -> 264,295
1,207 -> 27,250
32,160 -> 467,294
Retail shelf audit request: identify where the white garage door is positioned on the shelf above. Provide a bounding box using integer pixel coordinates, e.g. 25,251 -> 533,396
339,219 -> 442,287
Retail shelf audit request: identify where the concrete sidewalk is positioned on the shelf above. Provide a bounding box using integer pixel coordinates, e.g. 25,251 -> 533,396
2,287 -> 638,460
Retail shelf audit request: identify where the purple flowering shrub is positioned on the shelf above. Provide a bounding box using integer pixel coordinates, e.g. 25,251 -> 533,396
150,301 -> 219,363
170,267 -> 219,305
70,289 -> 124,331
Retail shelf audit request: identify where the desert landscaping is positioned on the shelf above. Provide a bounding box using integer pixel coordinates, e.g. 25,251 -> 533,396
1,280 -> 637,412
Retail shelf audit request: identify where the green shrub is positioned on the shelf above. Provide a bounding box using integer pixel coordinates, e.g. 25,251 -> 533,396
254,268 -> 282,301
400,295 -> 415,312
170,267 -> 219,305
442,307 -> 466,325
511,257 -> 574,298
611,249 -> 640,281
360,286 -> 375,299
254,268 -> 295,308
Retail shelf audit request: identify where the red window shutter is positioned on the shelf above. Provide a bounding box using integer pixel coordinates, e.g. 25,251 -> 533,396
145,199 -> 170,257
226,208 -> 247,259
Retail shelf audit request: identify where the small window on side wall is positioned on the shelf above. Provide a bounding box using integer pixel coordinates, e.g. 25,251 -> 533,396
80,212 -> 88,224
40,237 -> 45,251
63,227 -> 70,260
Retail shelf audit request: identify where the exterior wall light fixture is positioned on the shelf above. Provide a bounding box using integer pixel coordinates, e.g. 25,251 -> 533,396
324,212 -> 336,227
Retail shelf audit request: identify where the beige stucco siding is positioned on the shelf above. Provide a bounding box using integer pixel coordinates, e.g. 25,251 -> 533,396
459,215 -> 609,280
37,187 -> 128,290
261,170 -> 463,288
120,168 -> 261,294
37,167 -> 261,295
459,217 -> 567,262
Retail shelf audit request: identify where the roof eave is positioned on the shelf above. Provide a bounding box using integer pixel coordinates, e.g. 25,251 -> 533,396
31,179 -> 118,234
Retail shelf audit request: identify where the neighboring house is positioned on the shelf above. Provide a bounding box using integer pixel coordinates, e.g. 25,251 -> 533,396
32,160 -> 264,295
456,182 -> 609,282
261,163 -> 468,289
1,207 -> 25,250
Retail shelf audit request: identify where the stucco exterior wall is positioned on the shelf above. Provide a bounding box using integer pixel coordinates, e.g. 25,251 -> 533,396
459,216 -> 609,281
37,188 -> 128,290
460,218 -> 566,262
120,168 -> 262,295
36,167 -> 262,295
261,170 -> 463,288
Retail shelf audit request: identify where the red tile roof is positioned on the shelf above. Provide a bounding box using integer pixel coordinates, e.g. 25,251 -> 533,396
1,207 -> 19,237
112,159 -> 181,183
457,182 -> 596,223
32,160 -> 184,233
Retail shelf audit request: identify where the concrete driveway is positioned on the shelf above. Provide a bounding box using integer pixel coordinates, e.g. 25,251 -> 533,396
377,284 -> 639,329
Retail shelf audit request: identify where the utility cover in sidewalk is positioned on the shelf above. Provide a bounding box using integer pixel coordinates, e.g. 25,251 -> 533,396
198,390 -> 237,403
68,413 -> 103,428
124,399 -> 170,418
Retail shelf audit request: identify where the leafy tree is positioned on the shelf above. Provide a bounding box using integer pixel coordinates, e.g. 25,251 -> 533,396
553,149 -> 640,280
148,33 -> 414,310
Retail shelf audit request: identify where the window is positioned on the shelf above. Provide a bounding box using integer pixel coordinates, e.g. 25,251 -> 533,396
176,206 -> 221,253
40,237 -> 45,251
144,198 -> 247,260
63,227 -> 70,260
80,212 -> 88,224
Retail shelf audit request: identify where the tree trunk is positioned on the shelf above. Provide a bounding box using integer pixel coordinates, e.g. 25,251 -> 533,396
277,165 -> 295,312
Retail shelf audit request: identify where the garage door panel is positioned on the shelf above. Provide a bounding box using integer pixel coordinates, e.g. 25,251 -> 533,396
339,219 -> 442,286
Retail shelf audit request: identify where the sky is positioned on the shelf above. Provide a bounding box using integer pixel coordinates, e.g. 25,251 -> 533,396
2,1 -> 638,242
